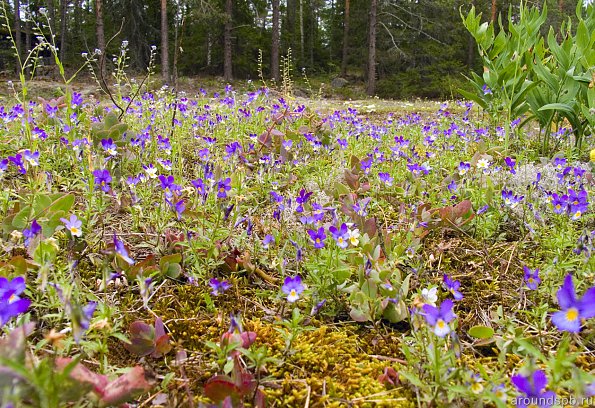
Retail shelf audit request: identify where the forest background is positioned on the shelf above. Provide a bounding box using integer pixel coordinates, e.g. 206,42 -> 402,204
0,1 -> 581,99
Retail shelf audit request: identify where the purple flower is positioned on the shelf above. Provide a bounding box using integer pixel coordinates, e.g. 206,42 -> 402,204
477,204 -> 490,215
360,157 -> 373,174
23,150 -> 39,166
307,227 -> 327,249
0,159 -> 8,178
73,301 -> 97,343
101,138 -> 118,156
551,274 -> 595,333
159,174 -> 182,197
93,169 -> 112,192
511,370 -> 556,408
8,153 -> 26,174
282,276 -> 304,303
443,274 -> 463,300
482,84 -> 492,95
456,162 -> 471,176
523,266 -> 540,290
378,172 -> 393,186
217,178 -> 232,199
192,178 -> 208,196
553,157 -> 566,170
504,157 -> 516,174
0,276 -> 31,327
60,214 -> 83,237
262,234 -> 275,249
422,299 -> 456,337
328,223 -> 349,249
352,197 -> 371,217
209,278 -> 231,296
310,299 -> 327,316
290,240 -> 303,262
71,92 -> 83,107
502,189 -> 524,208
568,189 -> 588,220
174,199 -> 185,220
113,234 -> 135,265
143,163 -> 158,179
296,189 -> 313,213
23,219 -> 42,247
550,193 -> 567,214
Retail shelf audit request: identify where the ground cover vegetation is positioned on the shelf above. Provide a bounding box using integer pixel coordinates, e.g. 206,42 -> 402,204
0,0 -> 595,407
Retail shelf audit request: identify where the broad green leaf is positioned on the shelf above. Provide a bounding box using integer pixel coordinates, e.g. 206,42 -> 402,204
538,103 -> 574,114
468,325 -> 495,339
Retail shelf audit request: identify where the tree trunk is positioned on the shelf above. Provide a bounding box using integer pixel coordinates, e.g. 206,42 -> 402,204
491,0 -> 497,23
25,9 -> 31,75
223,0 -> 232,81
59,0 -> 68,63
340,0 -> 350,77
287,0 -> 296,53
14,0 -> 22,73
366,0 -> 377,96
271,0 -> 280,81
95,0 -> 106,79
46,0 -> 56,61
161,0 -> 169,83
299,0 -> 304,67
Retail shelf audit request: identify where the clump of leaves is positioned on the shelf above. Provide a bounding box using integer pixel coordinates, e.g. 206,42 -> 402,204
123,317 -> 172,358
90,112 -> 129,147
416,199 -> 475,238
345,235 -> 411,324
55,357 -> 153,406
204,316 -> 264,407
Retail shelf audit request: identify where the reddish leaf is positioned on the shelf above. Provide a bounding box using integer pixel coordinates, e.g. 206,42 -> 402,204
344,170 -> 360,191
378,367 -> 399,387
55,357 -> 109,393
240,331 -> 257,348
204,375 -> 242,402
237,372 -> 257,395
127,255 -> 157,279
152,334 -> 172,358
100,366 -> 152,405
349,155 -> 361,173
258,131 -> 272,149
124,321 -> 155,356
254,388 -> 267,408
0,322 -> 35,362
363,218 -> 378,238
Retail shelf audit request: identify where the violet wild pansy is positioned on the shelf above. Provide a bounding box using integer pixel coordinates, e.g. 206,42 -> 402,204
0,276 -> 31,327
282,276 -> 304,303
551,274 -> 595,333
422,299 -> 456,337
511,369 -> 555,408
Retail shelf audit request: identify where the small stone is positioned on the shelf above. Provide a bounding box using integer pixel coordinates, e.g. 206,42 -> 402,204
331,77 -> 349,88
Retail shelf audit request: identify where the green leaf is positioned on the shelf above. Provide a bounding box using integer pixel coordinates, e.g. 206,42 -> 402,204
12,206 -> 32,229
48,194 -> 75,214
457,88 -> 488,110
399,371 -> 423,388
538,103 -> 574,114
468,325 -> 495,339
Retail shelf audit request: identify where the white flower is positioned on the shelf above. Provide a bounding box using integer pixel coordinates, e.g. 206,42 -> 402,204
347,228 -> 360,246
477,158 -> 490,169
584,0 -> 594,8
421,287 -> 438,306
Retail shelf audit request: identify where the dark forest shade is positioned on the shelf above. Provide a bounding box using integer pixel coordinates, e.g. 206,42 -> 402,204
0,0 -> 578,98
